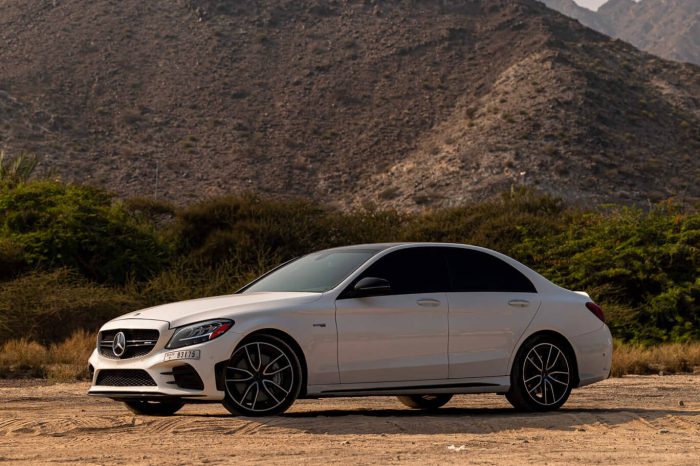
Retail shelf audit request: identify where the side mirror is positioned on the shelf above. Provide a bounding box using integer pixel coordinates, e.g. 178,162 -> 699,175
353,277 -> 391,295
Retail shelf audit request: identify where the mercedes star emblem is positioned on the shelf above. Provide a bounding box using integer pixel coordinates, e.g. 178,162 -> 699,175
112,331 -> 127,358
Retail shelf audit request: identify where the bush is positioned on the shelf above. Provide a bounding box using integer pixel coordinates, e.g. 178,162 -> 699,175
132,258 -> 265,306
0,269 -> 140,345
402,189 -> 570,257
0,181 -> 169,283
174,193 -> 404,267
524,204 -> 700,344
174,193 -> 327,266
1,180 -> 699,347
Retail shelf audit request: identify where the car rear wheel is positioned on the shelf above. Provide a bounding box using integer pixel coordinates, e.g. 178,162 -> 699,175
506,336 -> 573,411
222,335 -> 302,417
124,400 -> 184,416
397,394 -> 453,410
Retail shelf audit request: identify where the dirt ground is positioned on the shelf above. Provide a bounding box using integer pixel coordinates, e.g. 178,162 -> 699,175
1,375 -> 699,465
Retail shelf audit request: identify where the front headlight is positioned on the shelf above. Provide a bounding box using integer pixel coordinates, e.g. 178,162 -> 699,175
166,319 -> 234,349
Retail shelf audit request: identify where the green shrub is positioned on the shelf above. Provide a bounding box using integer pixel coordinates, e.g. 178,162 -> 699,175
523,204 -> 700,344
1,180 -> 698,347
0,268 -> 140,345
0,181 -> 169,283
131,258 -> 266,306
402,189 -> 570,258
174,194 -> 403,267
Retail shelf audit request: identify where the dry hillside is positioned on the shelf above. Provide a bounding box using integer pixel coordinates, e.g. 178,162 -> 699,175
0,0 -> 699,209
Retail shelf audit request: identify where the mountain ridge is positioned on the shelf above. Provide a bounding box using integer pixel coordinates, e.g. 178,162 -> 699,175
0,0 -> 699,209
542,0 -> 700,65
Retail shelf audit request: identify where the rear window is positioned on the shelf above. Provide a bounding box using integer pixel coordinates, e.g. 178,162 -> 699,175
443,248 -> 536,293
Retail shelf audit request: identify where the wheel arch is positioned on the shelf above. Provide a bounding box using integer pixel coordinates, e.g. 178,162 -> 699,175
238,328 -> 309,397
514,330 -> 580,387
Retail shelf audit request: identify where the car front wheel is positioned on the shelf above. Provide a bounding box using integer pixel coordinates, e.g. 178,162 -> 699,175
506,336 -> 574,411
222,335 -> 302,417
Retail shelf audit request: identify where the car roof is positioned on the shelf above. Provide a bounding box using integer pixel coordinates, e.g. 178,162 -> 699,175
320,242 -> 476,253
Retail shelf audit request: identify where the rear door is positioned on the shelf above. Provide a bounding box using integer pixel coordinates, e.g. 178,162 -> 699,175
335,247 -> 450,384
443,248 -> 540,378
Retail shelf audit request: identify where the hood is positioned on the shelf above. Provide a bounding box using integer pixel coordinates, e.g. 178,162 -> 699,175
113,292 -> 322,327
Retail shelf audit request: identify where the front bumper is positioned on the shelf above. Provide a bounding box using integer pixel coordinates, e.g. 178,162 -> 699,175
88,318 -> 241,401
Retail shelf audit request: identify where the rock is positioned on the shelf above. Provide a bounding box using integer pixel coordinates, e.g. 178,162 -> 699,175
658,429 -> 670,434
678,400 -> 685,407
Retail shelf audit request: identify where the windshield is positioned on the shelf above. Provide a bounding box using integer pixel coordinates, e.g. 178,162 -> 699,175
242,249 -> 377,293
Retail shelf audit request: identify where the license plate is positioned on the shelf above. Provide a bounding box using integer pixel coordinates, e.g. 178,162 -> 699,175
164,350 -> 201,361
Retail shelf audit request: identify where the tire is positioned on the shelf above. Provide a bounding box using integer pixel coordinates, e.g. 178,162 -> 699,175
124,400 -> 184,416
222,334 -> 302,417
506,335 -> 574,412
397,394 -> 453,410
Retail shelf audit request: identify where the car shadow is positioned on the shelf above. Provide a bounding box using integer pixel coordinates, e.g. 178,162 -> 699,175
180,405 -> 699,435
279,406 -> 698,434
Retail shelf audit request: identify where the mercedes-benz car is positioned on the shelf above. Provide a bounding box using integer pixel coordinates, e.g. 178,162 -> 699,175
88,243 -> 612,416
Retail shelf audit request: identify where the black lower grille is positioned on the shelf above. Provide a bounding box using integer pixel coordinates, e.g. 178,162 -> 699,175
170,364 -> 204,390
98,329 -> 159,359
96,369 -> 157,387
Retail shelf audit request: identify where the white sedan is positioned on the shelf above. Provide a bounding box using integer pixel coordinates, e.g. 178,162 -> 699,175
88,243 -> 612,416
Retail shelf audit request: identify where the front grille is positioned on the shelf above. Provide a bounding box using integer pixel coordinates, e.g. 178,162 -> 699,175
98,329 -> 159,359
96,369 -> 157,387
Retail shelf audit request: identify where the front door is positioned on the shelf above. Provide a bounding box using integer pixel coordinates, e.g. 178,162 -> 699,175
335,247 -> 450,384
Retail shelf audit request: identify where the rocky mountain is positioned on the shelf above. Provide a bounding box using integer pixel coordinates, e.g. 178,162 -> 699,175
542,0 -> 700,65
0,0 -> 699,209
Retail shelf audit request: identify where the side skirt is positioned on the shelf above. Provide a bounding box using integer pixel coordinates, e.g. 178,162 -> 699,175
307,376 -> 511,397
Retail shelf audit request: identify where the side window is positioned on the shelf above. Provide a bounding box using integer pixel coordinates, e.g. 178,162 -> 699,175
444,248 -> 536,293
355,247 -> 450,295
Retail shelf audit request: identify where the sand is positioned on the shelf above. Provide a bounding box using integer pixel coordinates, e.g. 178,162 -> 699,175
1,375 -> 699,465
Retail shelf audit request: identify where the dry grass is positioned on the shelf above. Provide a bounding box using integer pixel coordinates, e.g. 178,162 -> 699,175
2,333 -> 700,381
611,341 -> 700,377
0,330 -> 95,381
0,339 -> 48,378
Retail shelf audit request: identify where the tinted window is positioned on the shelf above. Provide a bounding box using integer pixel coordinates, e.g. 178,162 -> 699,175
243,250 -> 377,293
444,248 -> 536,293
351,247 -> 450,295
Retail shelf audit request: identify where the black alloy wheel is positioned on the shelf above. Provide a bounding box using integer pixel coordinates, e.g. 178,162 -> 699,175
222,335 -> 302,416
506,336 -> 573,411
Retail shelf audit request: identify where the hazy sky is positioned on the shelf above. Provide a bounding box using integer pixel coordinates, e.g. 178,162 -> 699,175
573,0 -> 607,10
573,0 -> 641,11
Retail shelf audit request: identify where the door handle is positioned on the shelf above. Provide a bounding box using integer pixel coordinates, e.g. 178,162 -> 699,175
417,299 -> 441,307
508,299 -> 530,307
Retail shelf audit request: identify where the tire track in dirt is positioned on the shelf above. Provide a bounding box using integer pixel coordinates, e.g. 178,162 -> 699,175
1,377 -> 700,464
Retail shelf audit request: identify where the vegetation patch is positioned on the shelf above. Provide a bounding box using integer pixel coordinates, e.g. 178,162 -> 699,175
0,177 -> 699,382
